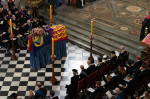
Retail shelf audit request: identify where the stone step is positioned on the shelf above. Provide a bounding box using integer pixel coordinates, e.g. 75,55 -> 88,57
54,16 -> 140,60
55,12 -> 141,44
41,11 -> 142,61
55,17 -> 140,55
54,15 -> 143,51
66,26 -> 136,60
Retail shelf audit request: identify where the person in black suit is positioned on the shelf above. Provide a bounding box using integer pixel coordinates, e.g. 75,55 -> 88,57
123,70 -> 141,99
12,15 -> 18,26
90,81 -> 104,99
126,60 -> 134,75
66,69 -> 80,98
1,28 -> 11,53
95,57 -> 105,70
11,5 -> 18,15
118,46 -> 129,62
110,51 -> 117,65
133,55 -> 143,70
32,18 -> 39,28
3,5 -> 9,15
79,65 -> 87,80
86,60 -> 95,75
105,69 -> 122,89
139,64 -> 150,81
38,16 -> 46,27
103,55 -> 110,65
50,90 -> 59,99
13,23 -> 25,48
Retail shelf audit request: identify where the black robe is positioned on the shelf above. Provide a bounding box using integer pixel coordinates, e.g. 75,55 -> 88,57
76,0 -> 85,8
140,15 -> 150,41
66,75 -> 80,98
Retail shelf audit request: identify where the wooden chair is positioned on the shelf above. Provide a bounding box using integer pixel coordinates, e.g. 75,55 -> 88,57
86,73 -> 94,87
77,78 -> 86,98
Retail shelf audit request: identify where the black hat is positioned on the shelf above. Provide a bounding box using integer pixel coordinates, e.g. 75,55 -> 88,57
111,51 -> 115,54
72,69 -> 78,72
10,93 -> 17,98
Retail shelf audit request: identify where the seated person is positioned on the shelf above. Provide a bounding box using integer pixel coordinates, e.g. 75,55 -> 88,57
50,90 -> 59,99
133,55 -> 143,70
105,69 -> 122,89
66,69 -> 80,98
139,64 -> 150,81
13,23 -> 26,48
1,28 -> 11,53
29,82 -> 47,99
118,64 -> 126,77
79,65 -> 87,80
110,51 -> 117,65
112,88 -> 123,99
95,57 -> 105,70
90,81 -> 104,99
86,60 -> 95,75
103,55 -> 110,65
126,60 -> 134,75
118,46 -> 129,62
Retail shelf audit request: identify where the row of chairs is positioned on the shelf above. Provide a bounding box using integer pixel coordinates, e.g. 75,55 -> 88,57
77,63 -> 111,98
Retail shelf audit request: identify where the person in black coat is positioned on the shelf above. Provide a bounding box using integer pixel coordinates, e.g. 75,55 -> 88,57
140,11 -> 150,41
50,90 -> 59,99
19,14 -> 26,26
103,55 -> 110,65
1,29 -> 11,52
76,0 -> 85,8
118,46 -> 129,62
3,5 -> 9,15
90,81 -> 104,99
105,69 -> 122,89
66,69 -> 80,98
133,55 -> 143,70
11,5 -> 18,15
110,51 -> 117,65
139,65 -> 150,81
126,60 -> 134,75
79,65 -> 87,80
95,57 -> 105,70
86,60 -> 95,75
38,16 -> 46,27
32,18 -> 39,28
12,23 -> 25,48
14,10 -> 20,21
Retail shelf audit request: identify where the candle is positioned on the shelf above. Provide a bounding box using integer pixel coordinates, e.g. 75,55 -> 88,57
50,5 -> 52,20
10,19 -> 13,35
145,27 -> 148,34
91,21 -> 93,37
52,38 -> 54,55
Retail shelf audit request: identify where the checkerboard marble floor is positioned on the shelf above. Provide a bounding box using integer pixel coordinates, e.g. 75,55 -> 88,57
0,42 -> 98,99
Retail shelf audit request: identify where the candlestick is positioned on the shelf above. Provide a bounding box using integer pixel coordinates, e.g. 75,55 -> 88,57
52,38 -> 54,55
91,21 -> 93,37
10,19 -> 13,35
50,5 -> 52,20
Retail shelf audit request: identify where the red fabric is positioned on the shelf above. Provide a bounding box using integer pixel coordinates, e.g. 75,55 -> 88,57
51,25 -> 68,43
28,35 -> 32,53
146,15 -> 150,19
143,34 -> 150,44
7,0 -> 14,2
